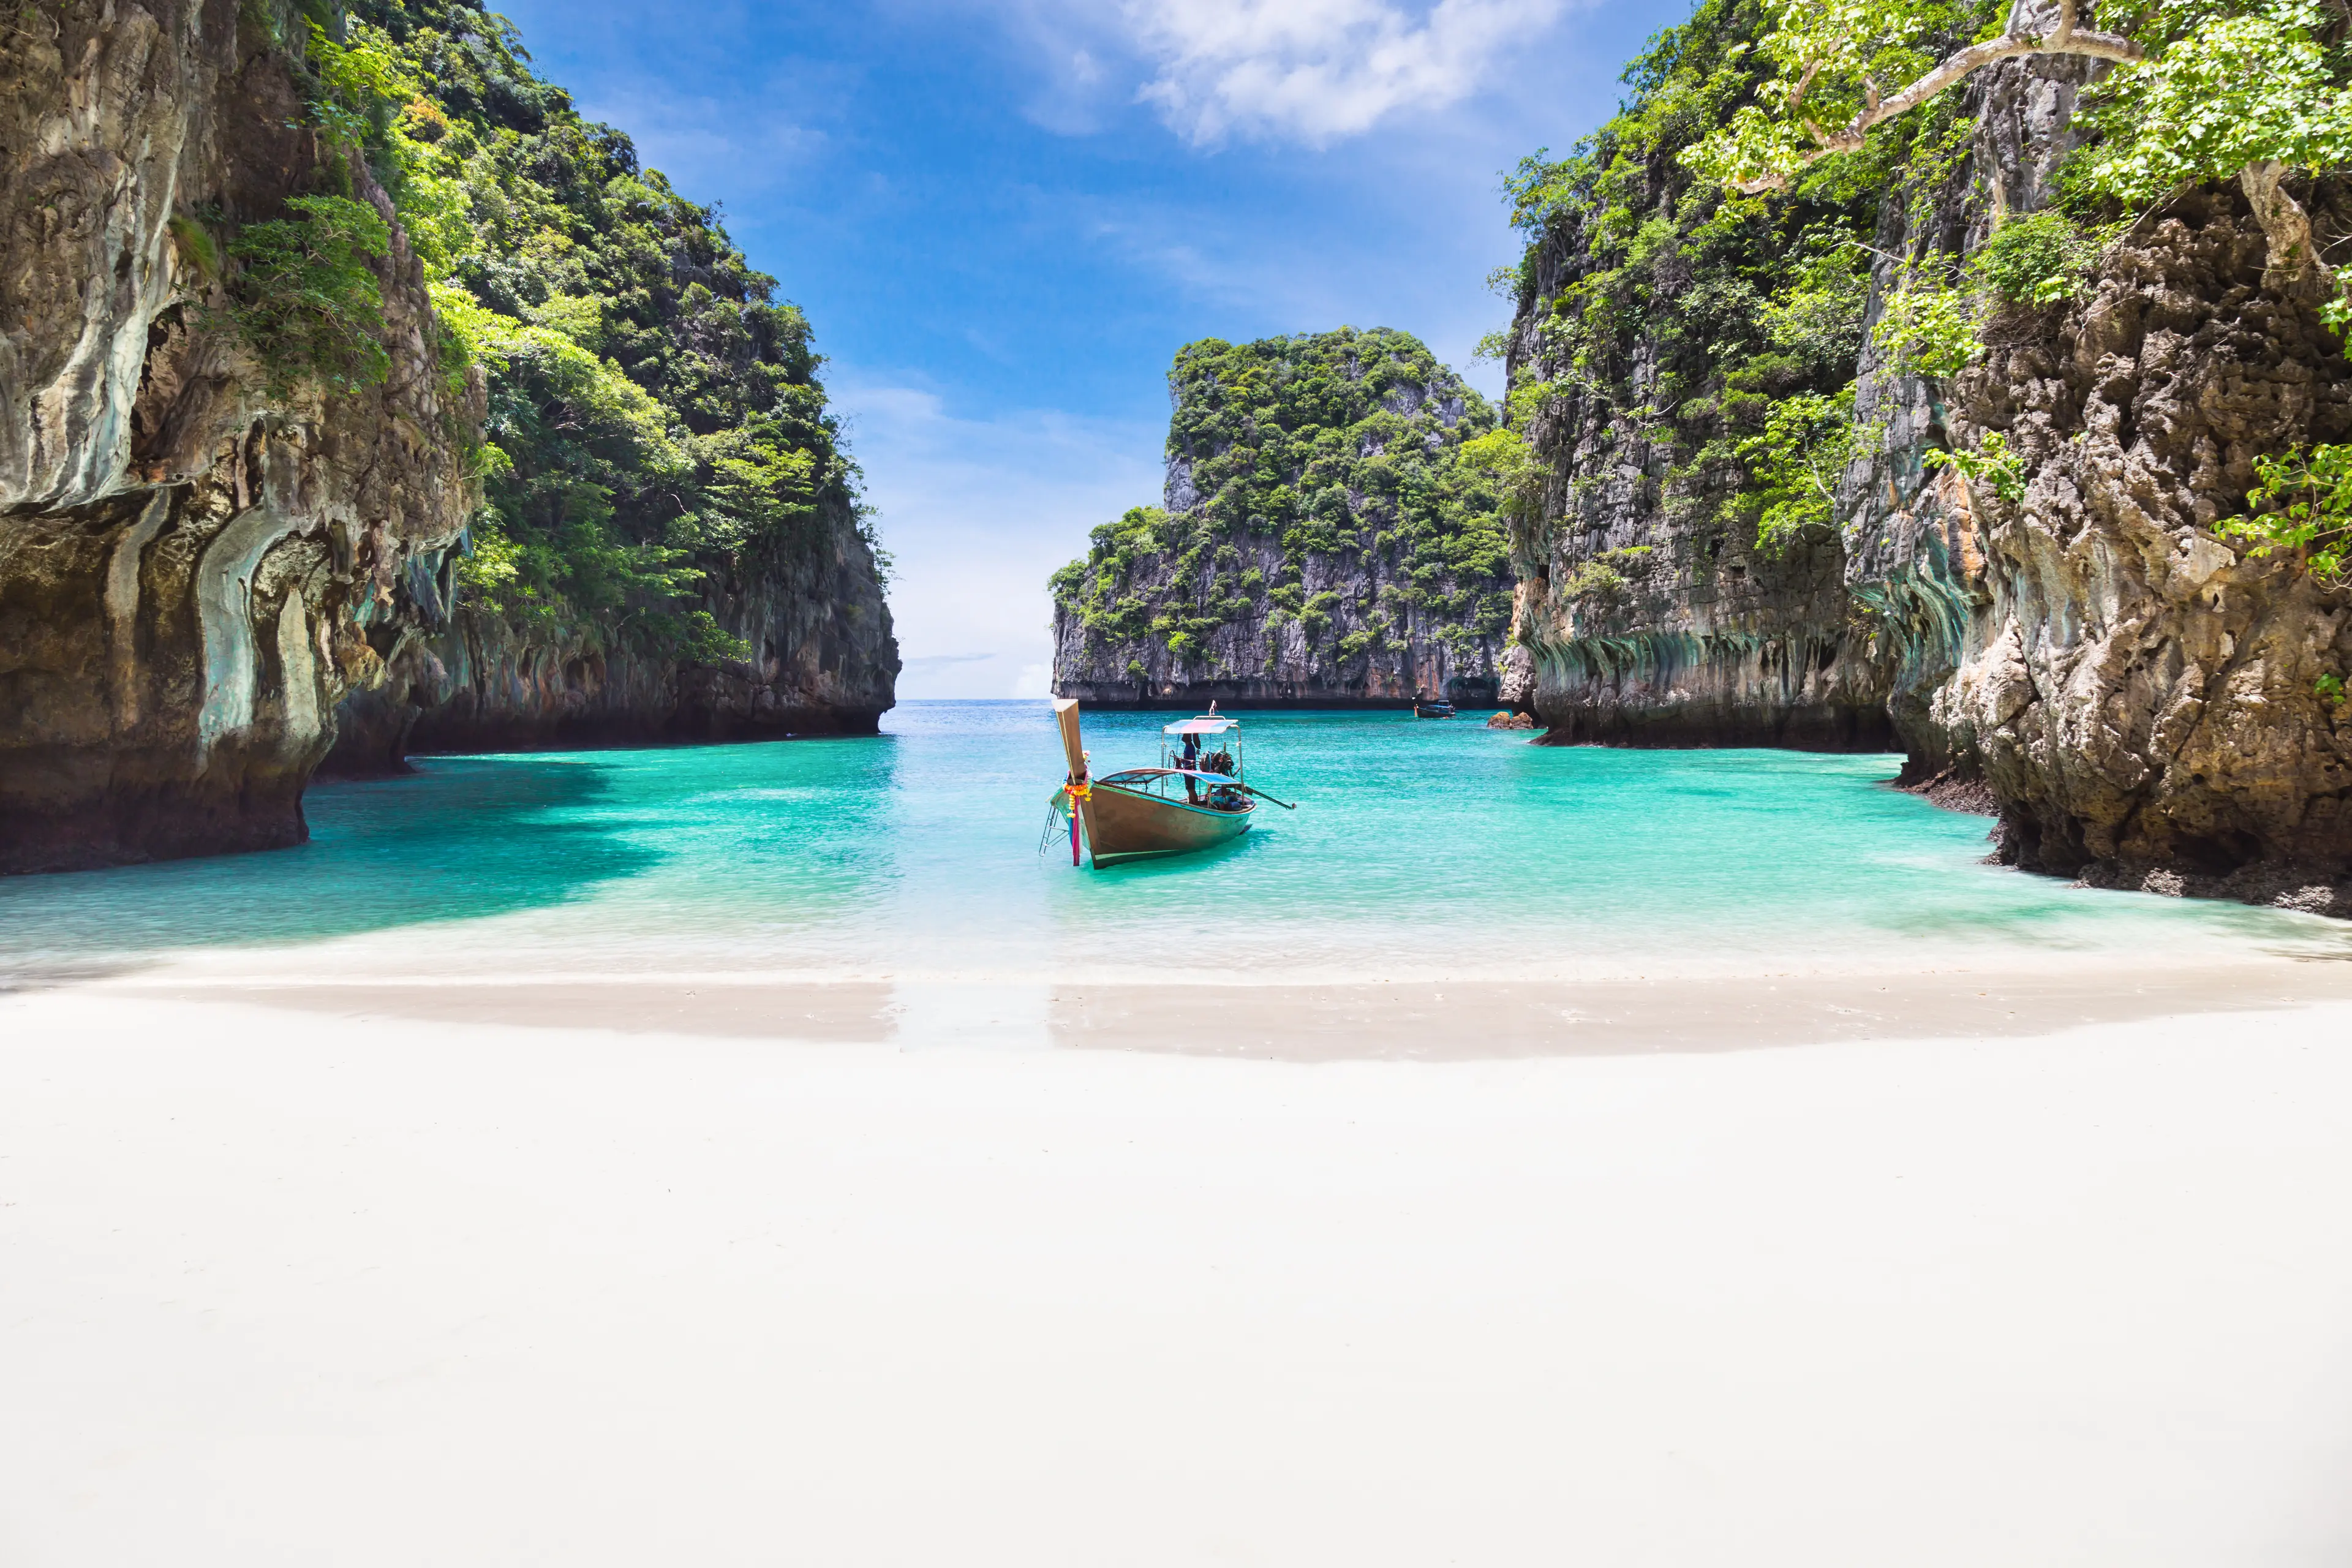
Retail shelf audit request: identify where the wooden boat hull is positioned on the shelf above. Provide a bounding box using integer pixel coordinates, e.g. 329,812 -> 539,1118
1083,781 -> 1253,867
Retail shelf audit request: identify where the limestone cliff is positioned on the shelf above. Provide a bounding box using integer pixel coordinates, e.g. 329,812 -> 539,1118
0,0 -> 475,872
1495,2 -> 1926,752
1498,0 -> 2352,910
1050,329 -> 1512,708
321,0 -> 895,768
330,511 -> 895,763
1,0 -> 897,875
1879,189 -> 2352,900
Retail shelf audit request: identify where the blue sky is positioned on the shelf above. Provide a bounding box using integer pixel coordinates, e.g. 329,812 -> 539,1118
491,0 -> 1674,697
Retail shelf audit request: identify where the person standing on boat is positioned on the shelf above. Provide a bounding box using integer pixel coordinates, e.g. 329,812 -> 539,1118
1178,729 -> 1203,805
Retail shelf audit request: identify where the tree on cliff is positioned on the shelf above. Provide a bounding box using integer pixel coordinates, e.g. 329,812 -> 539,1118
289,0 -> 873,665
1684,0 -> 2352,297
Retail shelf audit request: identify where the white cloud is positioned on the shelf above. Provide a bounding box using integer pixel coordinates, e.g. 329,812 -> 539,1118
1123,0 -> 1567,145
921,0 -> 1576,146
833,376 -> 1163,701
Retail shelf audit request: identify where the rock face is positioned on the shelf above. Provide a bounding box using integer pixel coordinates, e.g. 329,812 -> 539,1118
0,0 -> 475,872
328,521 -> 896,766
1502,450 -> 1899,750
1845,55 -> 2352,907
1051,329 -> 1513,709
1918,195 -> 2352,896
1500,10 -> 2352,908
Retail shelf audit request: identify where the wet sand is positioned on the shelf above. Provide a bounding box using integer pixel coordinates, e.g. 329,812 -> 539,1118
3,984 -> 2350,1564
1049,959 -> 2352,1056
74,951 -> 2352,1056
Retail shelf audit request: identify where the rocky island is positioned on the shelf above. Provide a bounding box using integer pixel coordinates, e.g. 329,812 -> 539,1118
0,0 -> 895,872
1049,328 -> 1514,708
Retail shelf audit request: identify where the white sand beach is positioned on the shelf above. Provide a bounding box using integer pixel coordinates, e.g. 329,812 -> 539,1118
5,984 -> 2350,1566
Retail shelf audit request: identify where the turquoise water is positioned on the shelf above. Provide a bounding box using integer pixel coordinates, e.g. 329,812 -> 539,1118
3,701 -> 2345,985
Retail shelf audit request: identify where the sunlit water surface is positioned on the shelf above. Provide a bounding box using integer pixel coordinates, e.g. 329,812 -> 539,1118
4,701 -> 2346,985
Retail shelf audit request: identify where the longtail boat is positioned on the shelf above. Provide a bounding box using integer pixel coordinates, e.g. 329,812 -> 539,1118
1050,698 -> 1293,869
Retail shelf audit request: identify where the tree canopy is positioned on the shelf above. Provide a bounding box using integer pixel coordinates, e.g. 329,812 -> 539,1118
262,0 -> 870,661
1683,0 -> 2352,291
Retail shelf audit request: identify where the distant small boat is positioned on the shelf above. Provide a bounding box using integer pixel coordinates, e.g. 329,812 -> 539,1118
1050,699 -> 1293,869
1413,699 -> 1457,718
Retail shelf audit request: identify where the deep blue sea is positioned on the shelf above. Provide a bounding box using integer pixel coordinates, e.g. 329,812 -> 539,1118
4,701 -> 2346,986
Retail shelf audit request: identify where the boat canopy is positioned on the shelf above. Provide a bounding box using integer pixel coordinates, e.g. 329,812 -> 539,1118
1163,715 -> 1237,735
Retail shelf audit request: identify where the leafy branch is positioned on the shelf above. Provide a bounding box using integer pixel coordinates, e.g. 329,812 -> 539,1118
1739,389 -> 1863,551
1686,0 -> 2352,297
1925,428 -> 2026,502
224,194 -> 391,399
1687,0 -> 2141,195
2225,442 -> 2352,584
1561,546 -> 1654,599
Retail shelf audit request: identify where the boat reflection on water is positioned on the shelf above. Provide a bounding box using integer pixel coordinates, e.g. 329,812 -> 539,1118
1048,698 -> 1294,869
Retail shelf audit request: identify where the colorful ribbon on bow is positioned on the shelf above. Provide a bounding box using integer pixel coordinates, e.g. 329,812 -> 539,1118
1063,776 -> 1088,864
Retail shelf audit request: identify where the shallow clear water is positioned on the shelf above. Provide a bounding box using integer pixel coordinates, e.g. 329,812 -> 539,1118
4,701 -> 2346,985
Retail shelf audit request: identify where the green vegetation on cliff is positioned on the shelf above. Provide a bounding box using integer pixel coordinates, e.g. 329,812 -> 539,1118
1659,0 -> 2352,553
256,0 -> 869,660
1685,0 -> 2352,215
1051,328 -> 1513,669
224,191 -> 396,399
1496,0 -> 2000,555
1497,0 -> 2352,558
1499,0 -> 2352,559
2234,442 -> 2352,584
